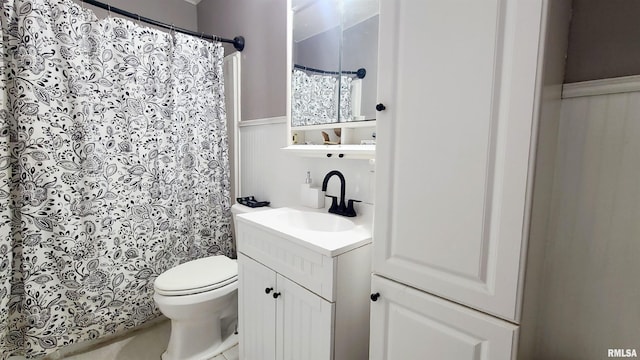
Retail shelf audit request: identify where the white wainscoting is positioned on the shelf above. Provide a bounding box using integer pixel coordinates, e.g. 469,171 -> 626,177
238,119 -> 375,211
533,84 -> 640,358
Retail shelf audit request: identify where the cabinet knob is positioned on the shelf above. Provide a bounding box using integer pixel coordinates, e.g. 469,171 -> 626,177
376,103 -> 386,112
370,292 -> 380,302
273,292 -> 281,299
265,287 -> 273,294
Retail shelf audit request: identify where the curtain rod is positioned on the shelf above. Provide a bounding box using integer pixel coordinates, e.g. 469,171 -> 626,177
81,0 -> 245,51
294,64 -> 366,79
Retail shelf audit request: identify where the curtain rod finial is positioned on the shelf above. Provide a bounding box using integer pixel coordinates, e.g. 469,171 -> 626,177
233,36 -> 245,52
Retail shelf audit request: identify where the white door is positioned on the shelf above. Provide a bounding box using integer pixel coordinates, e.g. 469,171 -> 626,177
370,275 -> 517,360
238,254 -> 277,360
373,0 -> 544,321
276,274 -> 334,360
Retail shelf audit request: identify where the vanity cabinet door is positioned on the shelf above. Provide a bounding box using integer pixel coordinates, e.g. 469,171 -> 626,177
369,275 -> 517,360
238,254 -> 277,360
239,254 -> 335,360
276,274 -> 334,360
373,0 -> 544,321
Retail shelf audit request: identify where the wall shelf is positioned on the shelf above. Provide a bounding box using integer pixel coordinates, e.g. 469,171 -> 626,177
286,120 -> 376,160
291,120 -> 377,131
282,144 -> 375,159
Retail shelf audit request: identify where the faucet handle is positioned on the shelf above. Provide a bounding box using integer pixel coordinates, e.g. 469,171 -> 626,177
345,199 -> 361,217
325,195 -> 339,212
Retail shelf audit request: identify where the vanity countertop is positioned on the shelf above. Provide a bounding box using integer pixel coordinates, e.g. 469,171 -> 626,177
237,207 -> 372,257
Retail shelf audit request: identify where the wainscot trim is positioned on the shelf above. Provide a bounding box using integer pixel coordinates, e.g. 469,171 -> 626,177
563,75 -> 640,98
239,116 -> 288,127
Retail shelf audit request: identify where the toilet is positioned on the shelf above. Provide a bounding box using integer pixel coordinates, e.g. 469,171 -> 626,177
154,203 -> 267,360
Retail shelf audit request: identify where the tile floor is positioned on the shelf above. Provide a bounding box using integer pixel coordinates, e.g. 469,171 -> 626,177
44,319 -> 239,360
211,344 -> 239,360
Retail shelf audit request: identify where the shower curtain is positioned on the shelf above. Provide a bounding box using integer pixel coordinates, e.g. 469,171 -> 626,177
0,0 -> 232,358
291,69 -> 353,126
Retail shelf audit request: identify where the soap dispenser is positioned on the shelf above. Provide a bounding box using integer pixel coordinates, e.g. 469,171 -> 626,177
300,172 -> 324,208
304,171 -> 312,186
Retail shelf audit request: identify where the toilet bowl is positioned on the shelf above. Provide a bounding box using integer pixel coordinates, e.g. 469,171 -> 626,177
154,256 -> 238,360
154,203 -> 267,360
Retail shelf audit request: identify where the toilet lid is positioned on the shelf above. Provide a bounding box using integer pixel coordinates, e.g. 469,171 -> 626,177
154,256 -> 237,296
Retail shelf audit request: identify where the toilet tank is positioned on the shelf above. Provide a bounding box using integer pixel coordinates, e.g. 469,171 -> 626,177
230,204 -> 269,245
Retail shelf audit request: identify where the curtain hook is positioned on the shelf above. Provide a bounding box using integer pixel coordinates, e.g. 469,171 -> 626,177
107,4 -> 112,18
200,32 -> 205,39
137,14 -> 141,27
170,23 -> 175,35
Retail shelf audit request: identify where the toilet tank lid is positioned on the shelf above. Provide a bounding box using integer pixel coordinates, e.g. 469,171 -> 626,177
231,203 -> 270,214
154,256 -> 237,292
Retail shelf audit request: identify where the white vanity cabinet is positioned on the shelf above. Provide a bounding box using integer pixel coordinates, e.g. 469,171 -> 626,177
238,254 -> 333,360
236,210 -> 372,360
371,0 -> 547,358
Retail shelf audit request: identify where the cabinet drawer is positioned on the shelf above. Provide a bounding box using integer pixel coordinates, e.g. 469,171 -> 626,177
237,221 -> 336,301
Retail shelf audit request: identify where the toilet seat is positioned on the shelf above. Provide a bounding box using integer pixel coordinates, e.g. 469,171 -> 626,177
155,256 -> 238,296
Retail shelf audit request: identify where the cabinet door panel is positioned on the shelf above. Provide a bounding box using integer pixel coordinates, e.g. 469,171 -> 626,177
276,274 -> 334,360
238,254 -> 277,360
374,0 -> 543,320
370,275 -> 517,360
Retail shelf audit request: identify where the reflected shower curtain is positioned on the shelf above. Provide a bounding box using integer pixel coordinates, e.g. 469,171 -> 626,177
0,0 -> 232,357
291,69 -> 352,126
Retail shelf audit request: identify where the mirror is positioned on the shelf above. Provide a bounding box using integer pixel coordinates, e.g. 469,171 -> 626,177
291,0 -> 379,127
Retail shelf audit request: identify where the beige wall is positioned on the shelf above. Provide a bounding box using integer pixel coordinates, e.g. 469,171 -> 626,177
197,0 -> 287,121
565,0 -> 640,82
71,0 -> 198,32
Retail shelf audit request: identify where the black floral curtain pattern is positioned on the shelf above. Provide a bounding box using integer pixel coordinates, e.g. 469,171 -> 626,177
0,0 -> 232,357
291,69 -> 353,126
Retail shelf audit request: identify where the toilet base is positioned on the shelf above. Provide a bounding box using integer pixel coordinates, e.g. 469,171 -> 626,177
161,333 -> 238,360
161,320 -> 238,360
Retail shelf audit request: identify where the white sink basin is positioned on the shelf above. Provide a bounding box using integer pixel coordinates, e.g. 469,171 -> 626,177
283,211 -> 355,232
237,207 -> 372,256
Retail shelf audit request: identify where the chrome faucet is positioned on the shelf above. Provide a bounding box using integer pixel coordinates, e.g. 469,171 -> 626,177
321,170 -> 360,217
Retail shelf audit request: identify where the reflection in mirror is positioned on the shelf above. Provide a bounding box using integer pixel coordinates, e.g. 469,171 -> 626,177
341,0 -> 378,122
291,0 -> 379,127
292,0 -> 341,126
